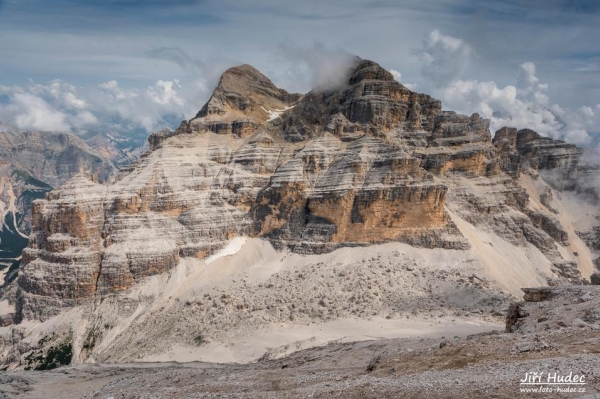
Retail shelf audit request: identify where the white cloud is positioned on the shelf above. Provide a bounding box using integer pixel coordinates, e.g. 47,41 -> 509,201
389,69 -> 417,90
0,77 -> 209,135
518,62 -> 539,88
99,80 -> 119,91
9,93 -> 70,132
276,42 -> 357,92
417,30 -> 600,147
147,80 -> 184,106
73,110 -> 98,126
62,92 -> 86,110
417,29 -> 472,88
0,28 -> 598,152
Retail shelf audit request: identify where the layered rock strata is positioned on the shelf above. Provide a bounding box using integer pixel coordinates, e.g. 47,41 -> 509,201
12,58 -> 597,322
0,131 -> 118,286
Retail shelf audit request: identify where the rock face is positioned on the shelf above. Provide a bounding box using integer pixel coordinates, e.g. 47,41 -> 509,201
250,134 -> 458,253
493,127 -> 583,175
0,131 -> 117,188
83,132 -> 146,168
11,58 -> 598,325
188,64 -> 302,140
506,286 -> 600,333
275,60 -> 441,143
0,131 -> 118,285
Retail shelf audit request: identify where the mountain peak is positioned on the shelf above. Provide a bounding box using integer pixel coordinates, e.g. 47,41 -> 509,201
220,64 -> 272,83
216,64 -> 279,97
193,64 -> 301,122
348,59 -> 395,85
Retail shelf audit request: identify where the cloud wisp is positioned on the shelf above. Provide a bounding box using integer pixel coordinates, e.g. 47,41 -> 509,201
417,29 -> 473,88
276,41 -> 358,92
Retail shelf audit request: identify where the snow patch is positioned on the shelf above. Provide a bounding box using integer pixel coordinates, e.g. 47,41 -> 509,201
205,236 -> 247,264
261,105 -> 295,121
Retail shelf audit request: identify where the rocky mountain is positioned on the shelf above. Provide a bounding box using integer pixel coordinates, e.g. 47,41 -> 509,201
82,131 -> 146,168
0,131 -> 119,289
0,58 -> 598,370
0,131 -> 121,187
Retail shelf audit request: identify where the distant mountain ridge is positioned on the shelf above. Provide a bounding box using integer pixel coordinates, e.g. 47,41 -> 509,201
0,130 -> 121,288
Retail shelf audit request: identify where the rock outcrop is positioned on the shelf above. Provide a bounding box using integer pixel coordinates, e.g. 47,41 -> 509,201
0,131 -> 119,286
10,58 -> 597,326
189,64 -> 302,140
0,131 -> 117,188
506,285 -> 600,333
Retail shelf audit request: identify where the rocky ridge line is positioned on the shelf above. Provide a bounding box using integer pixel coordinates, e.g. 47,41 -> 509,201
6,58 -> 597,327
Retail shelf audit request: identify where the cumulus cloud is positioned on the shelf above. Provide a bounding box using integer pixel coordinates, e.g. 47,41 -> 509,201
417,29 -> 473,88
8,92 -> 71,132
389,69 -> 402,81
389,69 -> 417,90
417,30 -> 600,147
147,80 -> 184,106
0,77 -> 209,135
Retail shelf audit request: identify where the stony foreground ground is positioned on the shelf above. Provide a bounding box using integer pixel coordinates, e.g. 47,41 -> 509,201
1,330 -> 599,398
2,286 -> 600,399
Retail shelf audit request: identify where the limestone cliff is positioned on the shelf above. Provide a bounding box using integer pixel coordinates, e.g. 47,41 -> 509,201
0,131 -> 118,290
9,58 -> 599,329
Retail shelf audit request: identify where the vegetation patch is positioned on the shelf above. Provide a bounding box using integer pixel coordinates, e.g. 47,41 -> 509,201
24,339 -> 73,371
11,169 -> 52,190
0,258 -> 23,293
82,328 -> 102,351
0,213 -> 29,259
193,332 -> 206,346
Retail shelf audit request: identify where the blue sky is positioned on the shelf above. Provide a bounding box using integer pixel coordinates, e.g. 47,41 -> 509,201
0,0 -> 599,145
